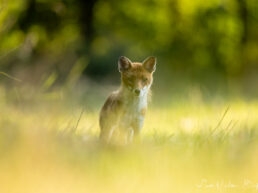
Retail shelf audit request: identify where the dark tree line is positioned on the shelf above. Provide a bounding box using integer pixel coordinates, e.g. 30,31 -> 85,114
0,0 -> 257,90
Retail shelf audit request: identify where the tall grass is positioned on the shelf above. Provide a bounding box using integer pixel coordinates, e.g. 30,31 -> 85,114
0,83 -> 258,193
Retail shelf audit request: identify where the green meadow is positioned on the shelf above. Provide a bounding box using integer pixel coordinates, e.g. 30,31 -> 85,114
1,83 -> 258,193
1,0 -> 258,192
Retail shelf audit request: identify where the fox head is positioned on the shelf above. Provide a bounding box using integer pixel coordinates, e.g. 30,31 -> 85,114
118,56 -> 156,97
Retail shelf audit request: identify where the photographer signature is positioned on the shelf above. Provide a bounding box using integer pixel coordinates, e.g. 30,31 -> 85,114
196,179 -> 258,191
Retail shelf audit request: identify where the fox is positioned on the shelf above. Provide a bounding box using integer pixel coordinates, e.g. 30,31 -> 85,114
99,56 -> 156,145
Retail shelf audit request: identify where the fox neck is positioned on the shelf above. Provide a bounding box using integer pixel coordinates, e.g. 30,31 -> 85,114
119,84 -> 150,107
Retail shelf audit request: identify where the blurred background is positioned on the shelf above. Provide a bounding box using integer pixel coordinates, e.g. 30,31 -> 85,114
0,0 -> 258,98
1,2 -> 258,193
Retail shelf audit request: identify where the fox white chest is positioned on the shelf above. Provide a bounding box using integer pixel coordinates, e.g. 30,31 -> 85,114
120,92 -> 148,130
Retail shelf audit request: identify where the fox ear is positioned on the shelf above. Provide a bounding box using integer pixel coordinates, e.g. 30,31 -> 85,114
143,56 -> 156,73
118,56 -> 132,72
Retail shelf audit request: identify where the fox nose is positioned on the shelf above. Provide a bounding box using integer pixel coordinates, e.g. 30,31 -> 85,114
134,89 -> 141,96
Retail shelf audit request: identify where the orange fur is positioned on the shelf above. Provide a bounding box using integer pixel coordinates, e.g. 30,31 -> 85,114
99,56 -> 156,145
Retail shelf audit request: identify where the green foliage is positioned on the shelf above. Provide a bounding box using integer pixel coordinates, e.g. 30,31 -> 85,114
1,2 -> 257,190
0,0 -> 258,91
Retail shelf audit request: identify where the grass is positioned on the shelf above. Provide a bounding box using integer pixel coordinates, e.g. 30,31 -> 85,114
1,83 -> 258,193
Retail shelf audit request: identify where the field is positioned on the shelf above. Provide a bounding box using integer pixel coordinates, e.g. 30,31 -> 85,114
1,83 -> 258,193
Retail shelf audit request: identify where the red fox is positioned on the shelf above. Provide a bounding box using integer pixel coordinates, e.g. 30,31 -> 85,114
99,56 -> 156,144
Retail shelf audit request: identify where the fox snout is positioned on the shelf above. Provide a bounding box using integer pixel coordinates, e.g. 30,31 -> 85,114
134,88 -> 141,96
132,86 -> 149,97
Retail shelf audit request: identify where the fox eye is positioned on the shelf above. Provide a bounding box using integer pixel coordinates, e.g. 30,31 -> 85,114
127,77 -> 134,84
142,77 -> 148,83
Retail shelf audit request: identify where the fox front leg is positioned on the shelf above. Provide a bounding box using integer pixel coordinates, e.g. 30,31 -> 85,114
131,117 -> 144,141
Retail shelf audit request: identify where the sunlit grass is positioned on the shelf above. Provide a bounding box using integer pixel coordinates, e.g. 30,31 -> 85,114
1,84 -> 258,193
